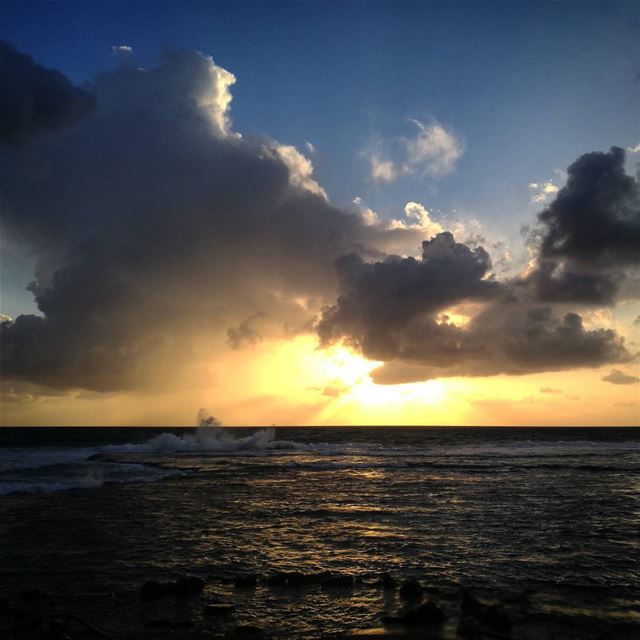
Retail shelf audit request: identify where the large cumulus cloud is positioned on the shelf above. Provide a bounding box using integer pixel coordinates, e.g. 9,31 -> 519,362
0,45 -> 422,391
0,41 -> 96,145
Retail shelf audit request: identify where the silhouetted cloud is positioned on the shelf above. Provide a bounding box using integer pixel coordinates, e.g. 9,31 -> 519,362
602,369 -> 640,385
524,147 -> 640,304
0,46 -> 424,391
0,40 -> 96,145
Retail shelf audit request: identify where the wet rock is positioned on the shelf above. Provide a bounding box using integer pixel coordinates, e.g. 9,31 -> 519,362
402,601 -> 445,626
140,580 -> 169,601
140,577 -> 204,600
172,576 -> 205,597
287,571 -> 321,587
321,574 -> 354,589
18,588 -> 51,603
233,574 -> 258,588
204,603 -> 235,616
265,572 -> 288,587
399,579 -> 423,600
174,621 -> 196,629
233,624 -> 264,638
457,615 -> 482,639
379,573 -> 397,589
461,591 -> 511,631
145,619 -> 173,628
501,589 -> 531,605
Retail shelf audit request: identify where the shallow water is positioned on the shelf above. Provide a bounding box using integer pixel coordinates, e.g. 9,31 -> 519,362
1,426 -> 639,638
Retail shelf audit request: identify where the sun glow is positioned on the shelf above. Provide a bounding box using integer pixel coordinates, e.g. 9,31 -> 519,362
301,341 -> 451,423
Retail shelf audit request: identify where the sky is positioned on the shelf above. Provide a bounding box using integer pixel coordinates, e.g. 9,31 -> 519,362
0,1 -> 639,426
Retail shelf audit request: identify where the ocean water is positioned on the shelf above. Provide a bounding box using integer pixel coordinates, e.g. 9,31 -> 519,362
1,426 -> 639,639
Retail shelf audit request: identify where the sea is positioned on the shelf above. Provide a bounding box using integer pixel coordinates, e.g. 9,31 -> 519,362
1,426 -> 639,639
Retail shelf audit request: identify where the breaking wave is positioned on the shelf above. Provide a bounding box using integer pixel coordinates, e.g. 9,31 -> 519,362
102,426 -> 306,454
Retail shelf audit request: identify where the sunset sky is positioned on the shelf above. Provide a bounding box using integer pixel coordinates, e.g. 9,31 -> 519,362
1,1 -> 639,426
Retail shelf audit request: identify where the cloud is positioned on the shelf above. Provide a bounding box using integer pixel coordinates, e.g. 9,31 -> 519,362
0,40 -> 96,145
404,120 -> 463,177
226,312 -> 265,349
602,369 -> 640,385
540,387 -> 562,394
273,144 -> 327,199
369,153 -> 398,183
528,181 -> 559,204
0,44 -> 635,394
365,119 -> 463,183
523,147 -> 640,305
319,231 -> 632,381
352,197 -> 379,226
0,45 -> 426,392
387,202 -> 444,236
111,45 -> 133,54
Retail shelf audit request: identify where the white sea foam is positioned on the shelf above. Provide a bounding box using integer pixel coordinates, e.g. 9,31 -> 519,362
102,427 -> 308,454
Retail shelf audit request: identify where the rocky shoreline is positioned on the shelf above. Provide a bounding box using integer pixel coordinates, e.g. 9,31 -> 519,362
3,569 -> 630,640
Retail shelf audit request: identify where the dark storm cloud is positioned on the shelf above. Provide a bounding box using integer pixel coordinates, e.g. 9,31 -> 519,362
0,41 -> 96,145
524,147 -> 640,304
227,313 -> 264,349
318,231 -> 632,381
0,46 -> 423,391
318,232 -> 502,359
327,289 -> 630,383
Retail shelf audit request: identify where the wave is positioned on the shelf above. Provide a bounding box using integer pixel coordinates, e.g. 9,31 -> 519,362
2,428 -> 639,496
0,461 -> 180,496
102,426 -> 310,454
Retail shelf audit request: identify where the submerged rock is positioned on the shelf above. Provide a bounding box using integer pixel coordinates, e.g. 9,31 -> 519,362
379,573 -> 397,589
233,574 -> 258,588
18,587 -> 51,602
139,576 -> 204,601
172,576 -> 205,597
204,603 -> 235,616
140,581 -> 168,601
402,601 -> 445,626
457,615 -> 482,638
265,573 -> 288,587
461,591 -> 511,630
321,574 -> 354,589
287,571 -> 324,587
232,624 -> 264,638
501,589 -> 531,605
399,579 -> 423,600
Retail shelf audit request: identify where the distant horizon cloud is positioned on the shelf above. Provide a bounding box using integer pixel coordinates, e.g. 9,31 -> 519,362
602,369 -> 640,385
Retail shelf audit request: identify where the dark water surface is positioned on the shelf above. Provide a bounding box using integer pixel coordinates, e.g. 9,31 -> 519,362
1,427 -> 639,638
